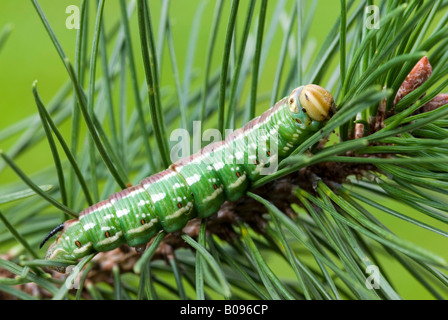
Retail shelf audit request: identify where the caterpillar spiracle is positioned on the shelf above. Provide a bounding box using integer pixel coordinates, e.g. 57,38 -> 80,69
41,84 -> 334,272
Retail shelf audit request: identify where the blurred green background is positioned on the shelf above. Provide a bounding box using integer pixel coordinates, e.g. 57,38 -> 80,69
0,0 -> 447,299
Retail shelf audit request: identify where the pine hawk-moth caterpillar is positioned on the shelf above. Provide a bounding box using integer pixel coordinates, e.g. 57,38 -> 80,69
41,84 -> 334,272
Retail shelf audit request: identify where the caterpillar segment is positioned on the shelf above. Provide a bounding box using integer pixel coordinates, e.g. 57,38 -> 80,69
197,140 -> 250,202
42,84 -> 334,271
171,154 -> 225,219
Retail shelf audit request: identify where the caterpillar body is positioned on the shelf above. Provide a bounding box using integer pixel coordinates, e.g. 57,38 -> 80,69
42,84 -> 334,271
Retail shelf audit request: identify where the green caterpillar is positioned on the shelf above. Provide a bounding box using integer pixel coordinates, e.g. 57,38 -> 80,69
41,84 -> 334,272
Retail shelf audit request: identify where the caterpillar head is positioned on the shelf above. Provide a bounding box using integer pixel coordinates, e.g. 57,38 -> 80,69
42,219 -> 93,272
288,84 -> 334,124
